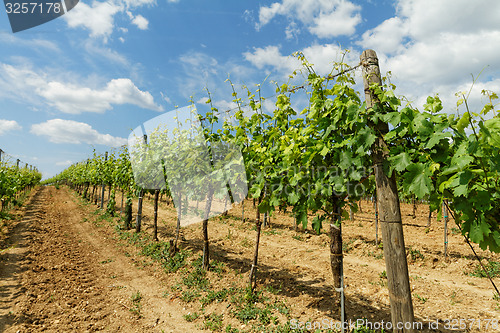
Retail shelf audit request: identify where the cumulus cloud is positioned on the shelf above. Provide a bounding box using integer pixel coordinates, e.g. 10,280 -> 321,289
0,63 -> 163,114
64,0 -> 160,39
131,15 -> 149,30
384,31 -> 500,86
243,45 -> 299,74
244,44 -> 358,77
65,1 -> 121,38
38,78 -> 162,113
31,119 -> 127,147
356,0 -> 500,112
360,0 -> 500,82
256,0 -> 361,38
358,17 -> 408,55
0,120 -> 22,136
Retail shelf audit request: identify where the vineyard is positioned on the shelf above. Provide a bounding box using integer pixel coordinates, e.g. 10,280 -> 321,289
1,50 -> 500,332
0,149 -> 41,215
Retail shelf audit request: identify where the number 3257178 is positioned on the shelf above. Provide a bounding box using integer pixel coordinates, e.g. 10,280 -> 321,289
5,2 -> 62,14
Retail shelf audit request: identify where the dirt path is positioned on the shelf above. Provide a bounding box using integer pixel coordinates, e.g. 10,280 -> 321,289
1,186 -> 499,332
0,186 -> 205,332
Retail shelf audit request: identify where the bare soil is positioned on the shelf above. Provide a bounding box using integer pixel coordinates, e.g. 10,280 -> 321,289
1,186 -> 499,332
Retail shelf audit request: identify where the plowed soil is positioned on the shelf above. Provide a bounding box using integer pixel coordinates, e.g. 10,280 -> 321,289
0,185 -> 499,332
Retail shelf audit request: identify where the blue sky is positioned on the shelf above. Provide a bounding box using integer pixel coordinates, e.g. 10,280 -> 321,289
0,0 -> 499,178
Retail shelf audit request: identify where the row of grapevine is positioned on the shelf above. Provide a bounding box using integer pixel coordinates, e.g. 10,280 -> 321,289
0,149 -> 42,212
48,50 -> 499,332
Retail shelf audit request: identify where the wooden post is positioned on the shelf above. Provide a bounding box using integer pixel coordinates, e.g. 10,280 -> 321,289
202,185 -> 214,270
153,189 -> 159,241
100,152 -> 108,209
242,200 -> 245,222
249,207 -> 262,291
136,189 -> 144,233
374,196 -> 379,246
329,203 -> 345,331
427,205 -> 432,227
443,200 -> 448,258
361,49 -> 415,332
411,195 -> 416,218
135,136 -> 147,233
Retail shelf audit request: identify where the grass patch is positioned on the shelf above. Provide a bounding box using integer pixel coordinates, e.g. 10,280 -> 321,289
201,288 -> 235,306
130,291 -> 142,317
182,262 -> 210,291
204,313 -> 223,331
469,260 -> 500,278
181,290 -> 200,302
407,247 -> 424,261
183,312 -> 199,322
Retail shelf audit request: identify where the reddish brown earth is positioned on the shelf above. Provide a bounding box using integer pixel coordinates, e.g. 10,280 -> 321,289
0,185 -> 499,332
0,186 -> 205,332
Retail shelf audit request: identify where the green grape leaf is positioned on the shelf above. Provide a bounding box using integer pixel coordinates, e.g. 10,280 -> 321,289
289,192 -> 299,205
483,118 -> 500,148
388,152 -> 412,172
403,163 -> 432,198
312,216 -> 322,234
425,132 -> 450,149
423,95 -> 443,114
456,112 -> 470,133
469,220 -> 491,244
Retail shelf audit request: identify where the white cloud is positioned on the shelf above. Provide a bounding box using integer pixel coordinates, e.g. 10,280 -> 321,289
65,1 -> 121,39
64,0 -> 159,39
256,0 -> 361,38
31,119 -> 127,147
131,15 -> 149,30
396,0 -> 500,41
356,0 -> 500,114
0,63 -> 163,114
244,44 -> 358,77
243,45 -> 299,74
358,17 -> 407,55
0,120 -> 22,136
39,78 -> 163,114
284,21 -> 299,40
307,1 -> 361,38
302,44 -> 359,75
384,31 -> 500,86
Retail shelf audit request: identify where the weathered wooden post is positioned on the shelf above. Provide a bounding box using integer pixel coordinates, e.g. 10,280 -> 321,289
135,135 -> 147,233
443,200 -> 448,257
374,193 -> 379,246
361,49 -> 415,332
153,189 -> 160,241
100,152 -> 108,209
